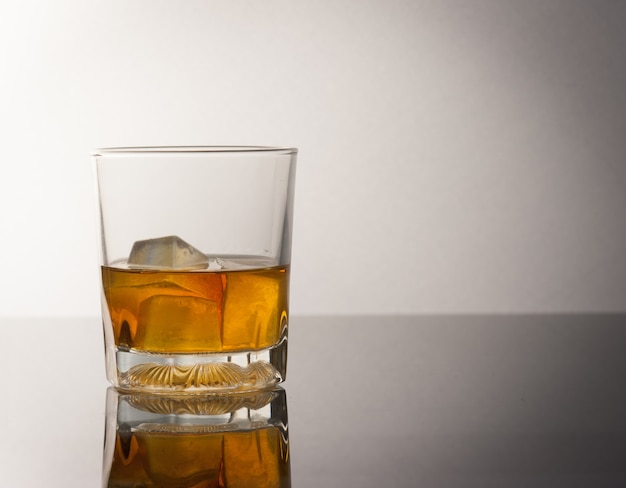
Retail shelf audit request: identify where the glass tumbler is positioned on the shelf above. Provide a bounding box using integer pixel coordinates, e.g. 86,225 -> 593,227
93,147 -> 297,393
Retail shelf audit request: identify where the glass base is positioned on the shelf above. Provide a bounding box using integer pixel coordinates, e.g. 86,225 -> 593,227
110,339 -> 287,393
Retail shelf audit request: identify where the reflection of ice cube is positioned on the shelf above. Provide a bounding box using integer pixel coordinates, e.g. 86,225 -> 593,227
127,235 -> 208,270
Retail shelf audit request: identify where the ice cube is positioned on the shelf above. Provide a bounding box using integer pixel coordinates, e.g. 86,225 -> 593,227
127,235 -> 209,270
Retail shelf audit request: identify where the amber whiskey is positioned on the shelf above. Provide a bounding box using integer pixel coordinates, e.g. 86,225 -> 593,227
101,261 -> 289,353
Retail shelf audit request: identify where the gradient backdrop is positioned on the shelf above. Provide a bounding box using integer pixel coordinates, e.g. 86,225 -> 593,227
1,0 -> 625,316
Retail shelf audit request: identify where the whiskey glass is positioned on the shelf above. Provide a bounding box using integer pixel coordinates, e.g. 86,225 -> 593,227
93,147 -> 297,393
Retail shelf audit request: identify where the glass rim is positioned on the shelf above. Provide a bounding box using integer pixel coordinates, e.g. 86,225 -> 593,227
92,146 -> 297,157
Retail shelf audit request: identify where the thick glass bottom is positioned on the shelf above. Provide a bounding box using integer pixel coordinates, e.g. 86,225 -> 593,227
110,339 -> 287,393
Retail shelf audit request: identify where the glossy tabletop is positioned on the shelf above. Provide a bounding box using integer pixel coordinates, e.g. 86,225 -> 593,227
1,315 -> 625,487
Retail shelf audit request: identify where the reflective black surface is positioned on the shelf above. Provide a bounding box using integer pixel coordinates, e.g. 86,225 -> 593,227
1,315 -> 626,487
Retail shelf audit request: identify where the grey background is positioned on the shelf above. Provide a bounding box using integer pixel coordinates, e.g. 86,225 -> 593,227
1,0 -> 625,316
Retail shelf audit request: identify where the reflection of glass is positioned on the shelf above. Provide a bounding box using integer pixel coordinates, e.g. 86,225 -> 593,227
103,387 -> 290,487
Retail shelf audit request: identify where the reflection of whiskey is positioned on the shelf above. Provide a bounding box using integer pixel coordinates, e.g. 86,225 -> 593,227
101,263 -> 289,353
104,389 -> 291,488
107,427 -> 290,488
